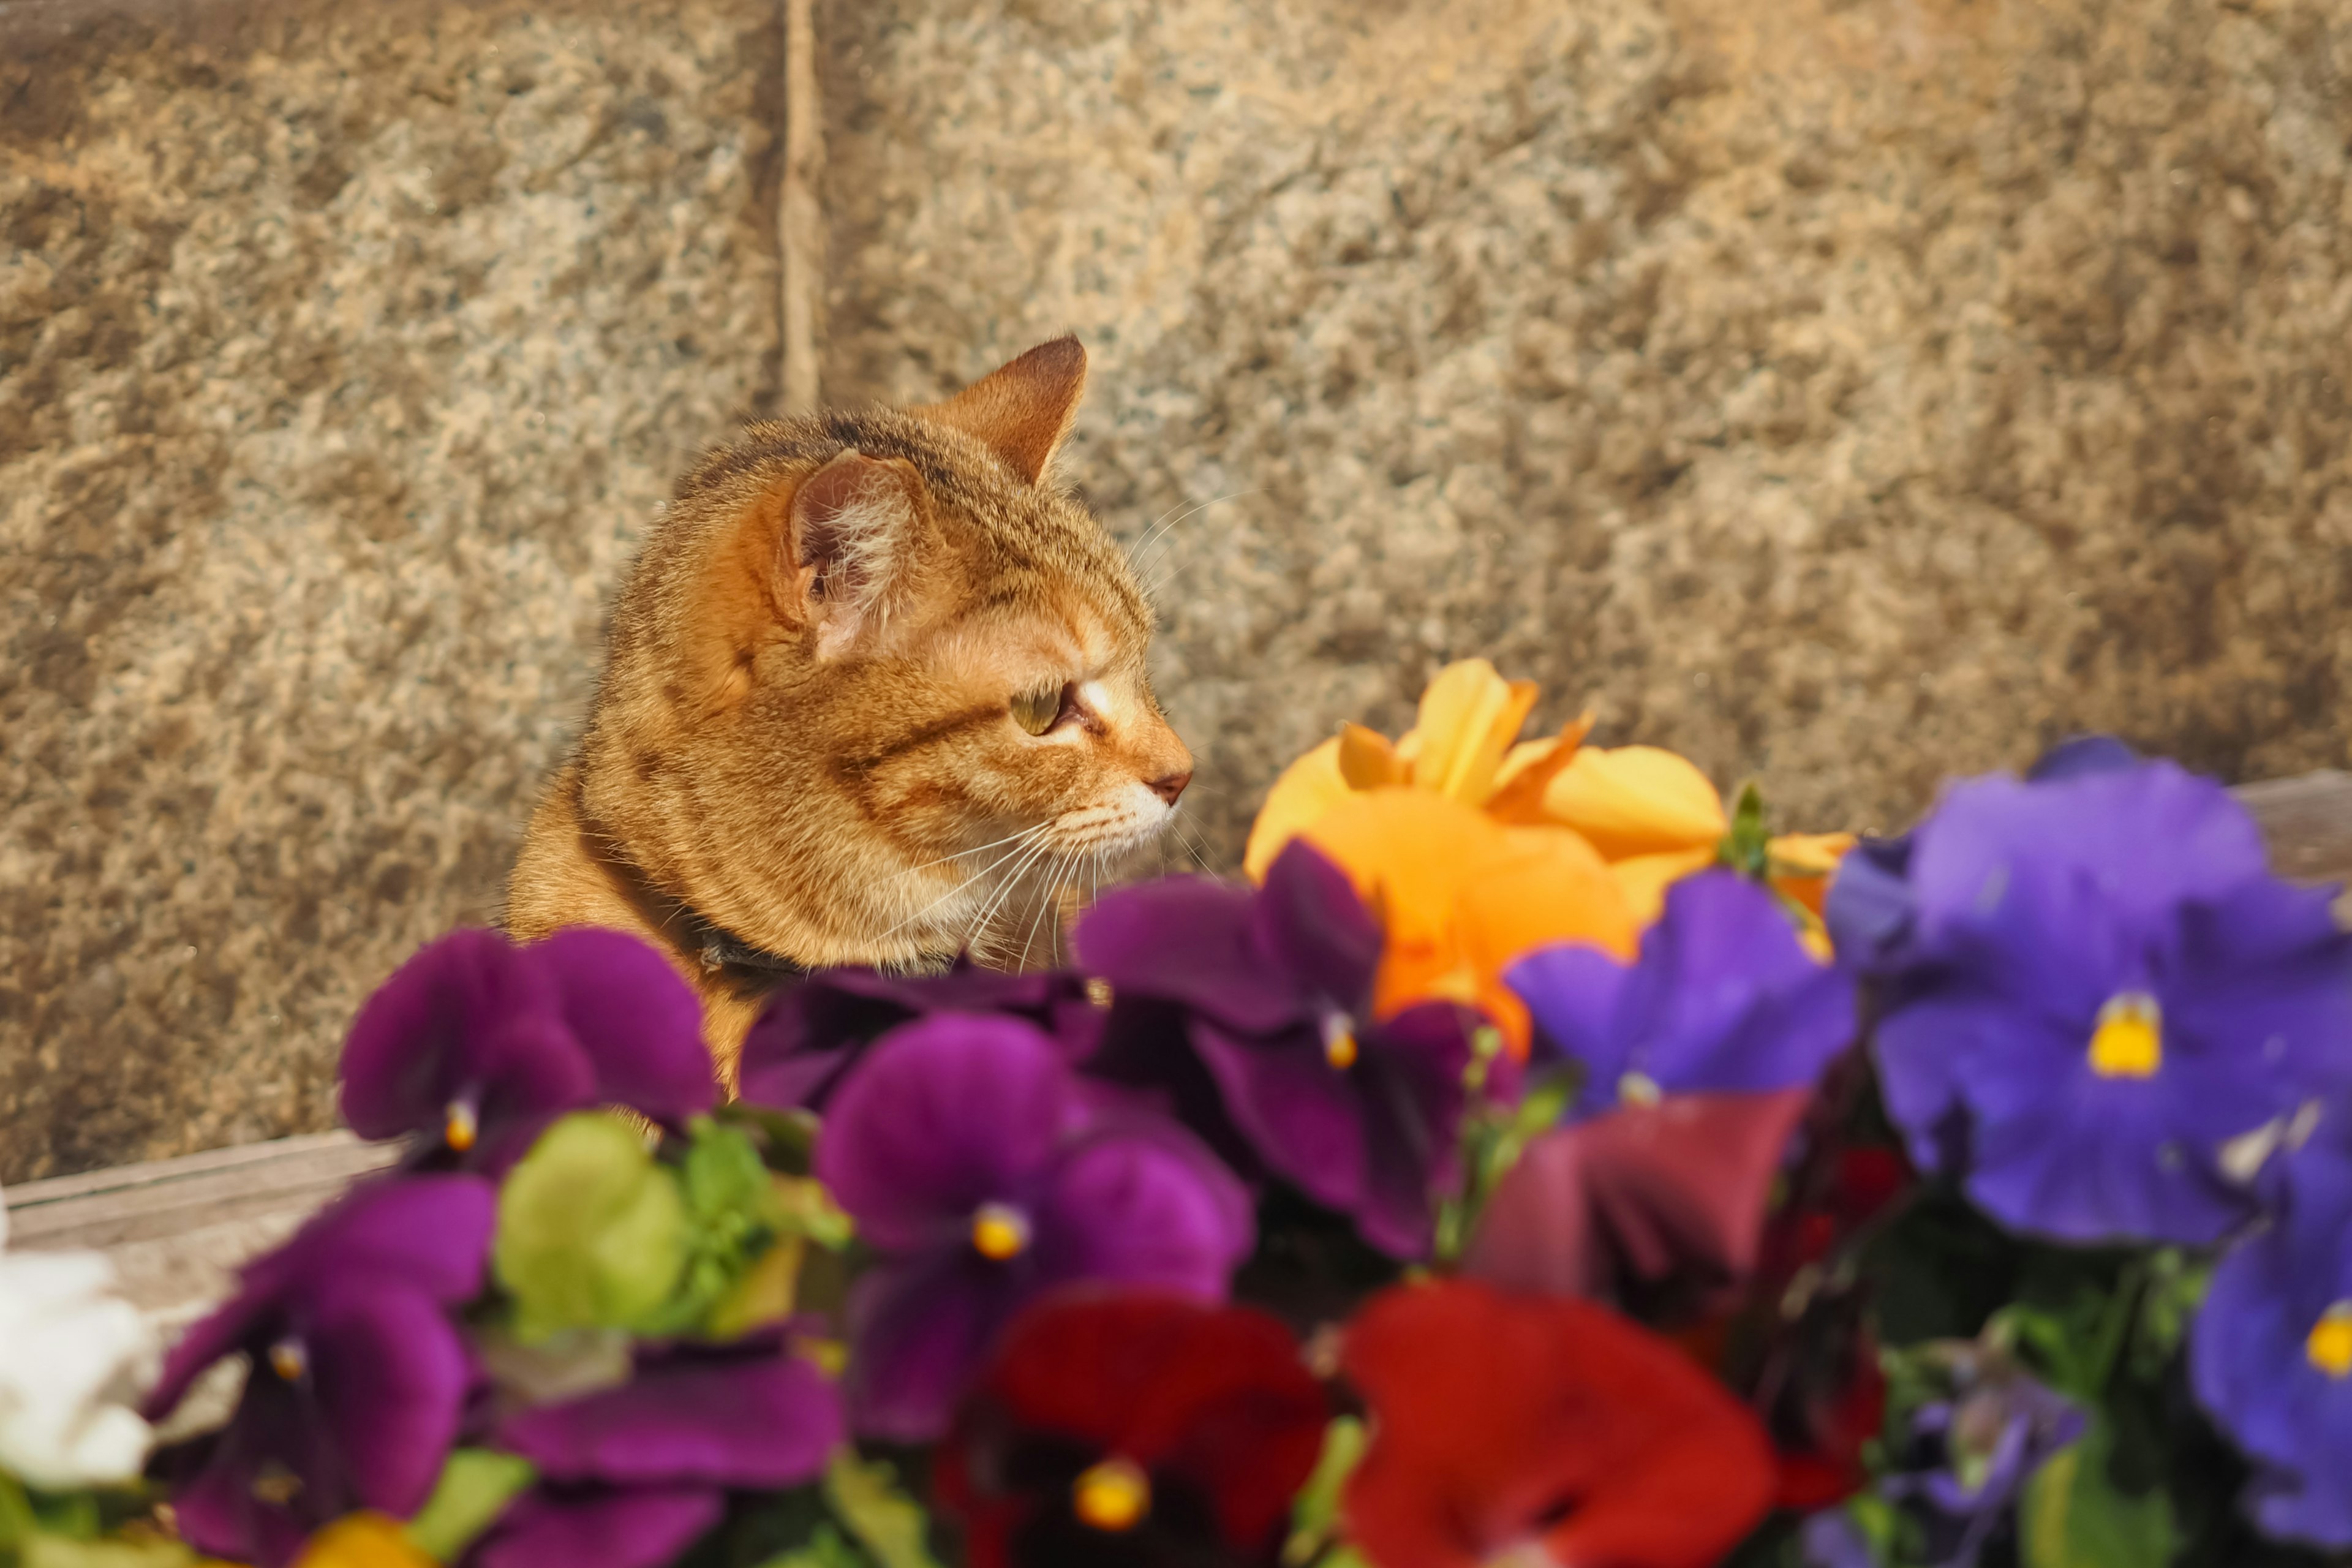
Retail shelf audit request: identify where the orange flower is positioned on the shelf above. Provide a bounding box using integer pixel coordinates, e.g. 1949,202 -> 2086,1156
1299,791 -> 1634,1058
292,1515 -> 437,1568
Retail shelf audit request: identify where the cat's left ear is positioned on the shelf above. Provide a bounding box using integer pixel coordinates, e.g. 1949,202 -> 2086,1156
786,449 -> 924,658
916,335 -> 1087,486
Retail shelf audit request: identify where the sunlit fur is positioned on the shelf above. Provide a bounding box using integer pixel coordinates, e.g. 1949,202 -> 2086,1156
504,339 -> 1191,1080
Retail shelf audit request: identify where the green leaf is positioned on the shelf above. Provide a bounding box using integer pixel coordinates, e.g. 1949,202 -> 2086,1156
824,1450 -> 941,1568
1720,780 -> 1773,879
1284,1417 -> 1367,1566
496,1111 -> 689,1340
2021,1414 -> 2176,1568
404,1449 -> 538,1562
2131,1250 -> 2212,1381
715,1102 -> 824,1175
21,1539 -> 194,1568
758,1521 -> 873,1568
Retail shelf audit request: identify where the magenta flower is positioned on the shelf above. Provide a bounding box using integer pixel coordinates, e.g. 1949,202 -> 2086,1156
340,928 -> 715,1170
1507,869 -> 1856,1120
143,1176 -> 494,1568
1074,842 -> 1480,1258
477,1335 -> 843,1568
814,1014 -> 1253,1442
737,961 -> 1102,1114
1846,744 -> 2352,1243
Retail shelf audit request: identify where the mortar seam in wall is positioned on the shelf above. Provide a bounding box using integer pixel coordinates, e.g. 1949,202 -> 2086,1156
778,0 -> 823,416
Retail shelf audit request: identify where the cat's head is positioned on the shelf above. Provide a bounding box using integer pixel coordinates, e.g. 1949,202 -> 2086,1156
580,337 -> 1191,968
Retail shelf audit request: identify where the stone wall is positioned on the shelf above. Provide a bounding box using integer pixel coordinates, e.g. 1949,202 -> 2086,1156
1,0 -> 782,1180
9,0 -> 2352,1179
820,0 -> 2352,853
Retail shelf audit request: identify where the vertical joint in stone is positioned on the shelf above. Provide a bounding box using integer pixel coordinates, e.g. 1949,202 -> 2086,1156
780,0 -> 824,415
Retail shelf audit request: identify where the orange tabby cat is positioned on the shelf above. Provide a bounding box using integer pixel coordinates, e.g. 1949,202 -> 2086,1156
503,337 -> 1192,1081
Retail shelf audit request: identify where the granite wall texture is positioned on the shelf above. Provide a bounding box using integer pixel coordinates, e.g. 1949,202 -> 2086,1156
1,0 -> 782,1180
10,0 -> 2352,1178
820,0 -> 2352,859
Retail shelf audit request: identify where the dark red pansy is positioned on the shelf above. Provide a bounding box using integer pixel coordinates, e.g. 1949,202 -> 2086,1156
935,1291 -> 1329,1568
1340,1280 -> 1775,1568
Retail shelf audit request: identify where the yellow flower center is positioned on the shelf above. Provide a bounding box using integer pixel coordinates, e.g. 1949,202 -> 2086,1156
970,1202 -> 1031,1261
2088,992 -> 2162,1079
1072,1457 -> 1151,1532
1617,1070 -> 1663,1107
1322,1016 -> 1359,1071
444,1098 -> 479,1153
268,1338 -> 307,1382
2308,1302 -> 2352,1379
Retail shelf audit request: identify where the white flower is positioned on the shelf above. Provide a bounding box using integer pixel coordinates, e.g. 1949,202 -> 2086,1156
0,1182 -> 160,1490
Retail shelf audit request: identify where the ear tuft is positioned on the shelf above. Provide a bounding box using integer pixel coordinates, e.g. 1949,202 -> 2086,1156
916,335 -> 1088,485
789,450 -> 918,656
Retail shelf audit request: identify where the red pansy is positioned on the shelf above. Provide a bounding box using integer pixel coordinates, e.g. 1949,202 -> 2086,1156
1340,1280 -> 1775,1568
935,1291 -> 1329,1568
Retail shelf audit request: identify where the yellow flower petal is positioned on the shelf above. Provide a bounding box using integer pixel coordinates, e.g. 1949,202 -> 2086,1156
293,1515 -> 437,1568
1243,736 -> 1353,882
1407,659 -> 1540,806
1542,745 -> 1728,860
1336,722 -> 1407,790
1608,847 -> 1720,927
1768,831 -> 1858,919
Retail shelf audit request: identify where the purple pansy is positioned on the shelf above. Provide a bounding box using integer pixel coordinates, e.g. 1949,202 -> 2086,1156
1802,1348 -> 2081,1568
477,1334 -> 842,1568
341,928 -> 715,1170
736,960 -> 1103,1114
813,1013 -> 1252,1442
1853,746 -> 2352,1244
2192,1117 -> 2352,1547
144,1176 -> 494,1568
1506,869 -> 1856,1121
1072,841 -> 1480,1259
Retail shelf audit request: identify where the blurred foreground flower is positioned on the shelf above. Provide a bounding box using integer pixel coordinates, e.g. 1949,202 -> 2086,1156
1508,869 -> 1856,1120
1841,741 -> 2352,1244
1341,1280 -> 1776,1568
289,1513 -> 437,1568
1076,842 -> 1479,1257
340,929 -> 715,1172
479,1334 -> 841,1568
936,1291 -> 1327,1568
815,1015 -> 1252,1441
145,1176 -> 494,1568
2193,1119 -> 2352,1547
737,961 -> 1103,1114
0,1184 -> 159,1490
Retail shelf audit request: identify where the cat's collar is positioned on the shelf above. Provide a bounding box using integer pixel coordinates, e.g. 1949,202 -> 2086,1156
689,922 -> 811,980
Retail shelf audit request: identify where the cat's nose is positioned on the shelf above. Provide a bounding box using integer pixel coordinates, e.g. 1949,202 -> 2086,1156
1147,768 -> 1192,806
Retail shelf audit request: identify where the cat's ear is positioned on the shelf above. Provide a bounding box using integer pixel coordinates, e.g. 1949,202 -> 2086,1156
916,335 -> 1087,486
787,449 -> 922,658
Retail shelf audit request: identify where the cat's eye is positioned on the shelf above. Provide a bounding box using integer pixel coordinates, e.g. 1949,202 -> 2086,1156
1010,684 -> 1069,736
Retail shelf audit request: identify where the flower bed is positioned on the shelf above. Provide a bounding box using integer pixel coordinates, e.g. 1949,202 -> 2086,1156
5,661 -> 2350,1568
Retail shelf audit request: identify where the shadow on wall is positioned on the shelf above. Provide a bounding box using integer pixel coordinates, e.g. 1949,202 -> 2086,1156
7,0 -> 2352,1181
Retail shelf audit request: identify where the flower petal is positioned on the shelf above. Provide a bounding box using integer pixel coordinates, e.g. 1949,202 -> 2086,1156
532,928 -> 715,1123
813,1016 -> 1078,1251
1408,660 -> 1540,805
1074,875 -> 1306,1036
1243,736 -> 1352,883
1541,745 -> 1728,861
303,1282 -> 476,1519
498,1343 -> 840,1488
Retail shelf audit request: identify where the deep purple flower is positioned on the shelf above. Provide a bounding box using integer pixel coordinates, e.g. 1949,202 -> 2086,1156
476,1335 -> 842,1568
341,928 -> 715,1170
1507,869 -> 1856,1121
1856,750 -> 2352,1243
1800,1347 -> 2079,1568
814,1014 -> 1253,1442
1073,842 -> 1480,1258
737,960 -> 1103,1114
2192,1118 -> 2352,1547
144,1176 -> 494,1568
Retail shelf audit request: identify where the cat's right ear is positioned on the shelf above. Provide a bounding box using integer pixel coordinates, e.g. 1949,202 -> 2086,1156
914,335 -> 1087,486
785,449 -> 922,658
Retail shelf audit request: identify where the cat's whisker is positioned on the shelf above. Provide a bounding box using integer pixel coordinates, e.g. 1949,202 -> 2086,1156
1016,849 -> 1072,971
966,832 -> 1061,961
877,822 -> 1054,943
879,822 -> 1055,886
1129,489 -> 1256,589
